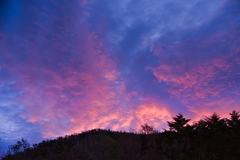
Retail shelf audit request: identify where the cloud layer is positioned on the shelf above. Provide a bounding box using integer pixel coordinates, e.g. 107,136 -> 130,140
0,0 -> 240,152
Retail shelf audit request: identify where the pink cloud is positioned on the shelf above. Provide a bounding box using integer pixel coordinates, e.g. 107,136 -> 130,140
133,98 -> 172,130
0,12 -> 129,138
150,35 -> 240,121
1,0 -> 239,145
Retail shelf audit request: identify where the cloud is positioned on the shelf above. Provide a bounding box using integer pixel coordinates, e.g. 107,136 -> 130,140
0,0 -> 125,139
0,0 -> 239,152
150,4 -> 240,119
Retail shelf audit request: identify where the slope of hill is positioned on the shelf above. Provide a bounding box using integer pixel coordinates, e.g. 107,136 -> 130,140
2,112 -> 240,160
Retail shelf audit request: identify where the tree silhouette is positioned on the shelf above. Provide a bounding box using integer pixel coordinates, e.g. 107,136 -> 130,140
167,113 -> 190,132
227,110 -> 240,128
3,110 -> 240,160
193,119 -> 208,132
7,139 -> 30,155
140,123 -> 157,134
204,112 -> 226,131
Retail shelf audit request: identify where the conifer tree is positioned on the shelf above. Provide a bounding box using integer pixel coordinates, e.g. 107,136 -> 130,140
227,110 -> 240,128
193,119 -> 208,132
167,113 -> 190,132
204,112 -> 226,131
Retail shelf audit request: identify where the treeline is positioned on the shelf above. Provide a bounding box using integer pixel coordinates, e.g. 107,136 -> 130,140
1,110 -> 240,160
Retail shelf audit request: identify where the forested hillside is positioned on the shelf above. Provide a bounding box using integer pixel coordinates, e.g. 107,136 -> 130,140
2,111 -> 240,160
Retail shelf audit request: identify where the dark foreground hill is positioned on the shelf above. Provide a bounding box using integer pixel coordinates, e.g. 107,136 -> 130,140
2,111 -> 240,160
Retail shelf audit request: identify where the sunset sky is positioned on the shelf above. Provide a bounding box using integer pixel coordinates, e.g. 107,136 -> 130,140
1,0 -> 240,152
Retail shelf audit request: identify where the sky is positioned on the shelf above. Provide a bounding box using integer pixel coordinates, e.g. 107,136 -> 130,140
0,0 -> 240,153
